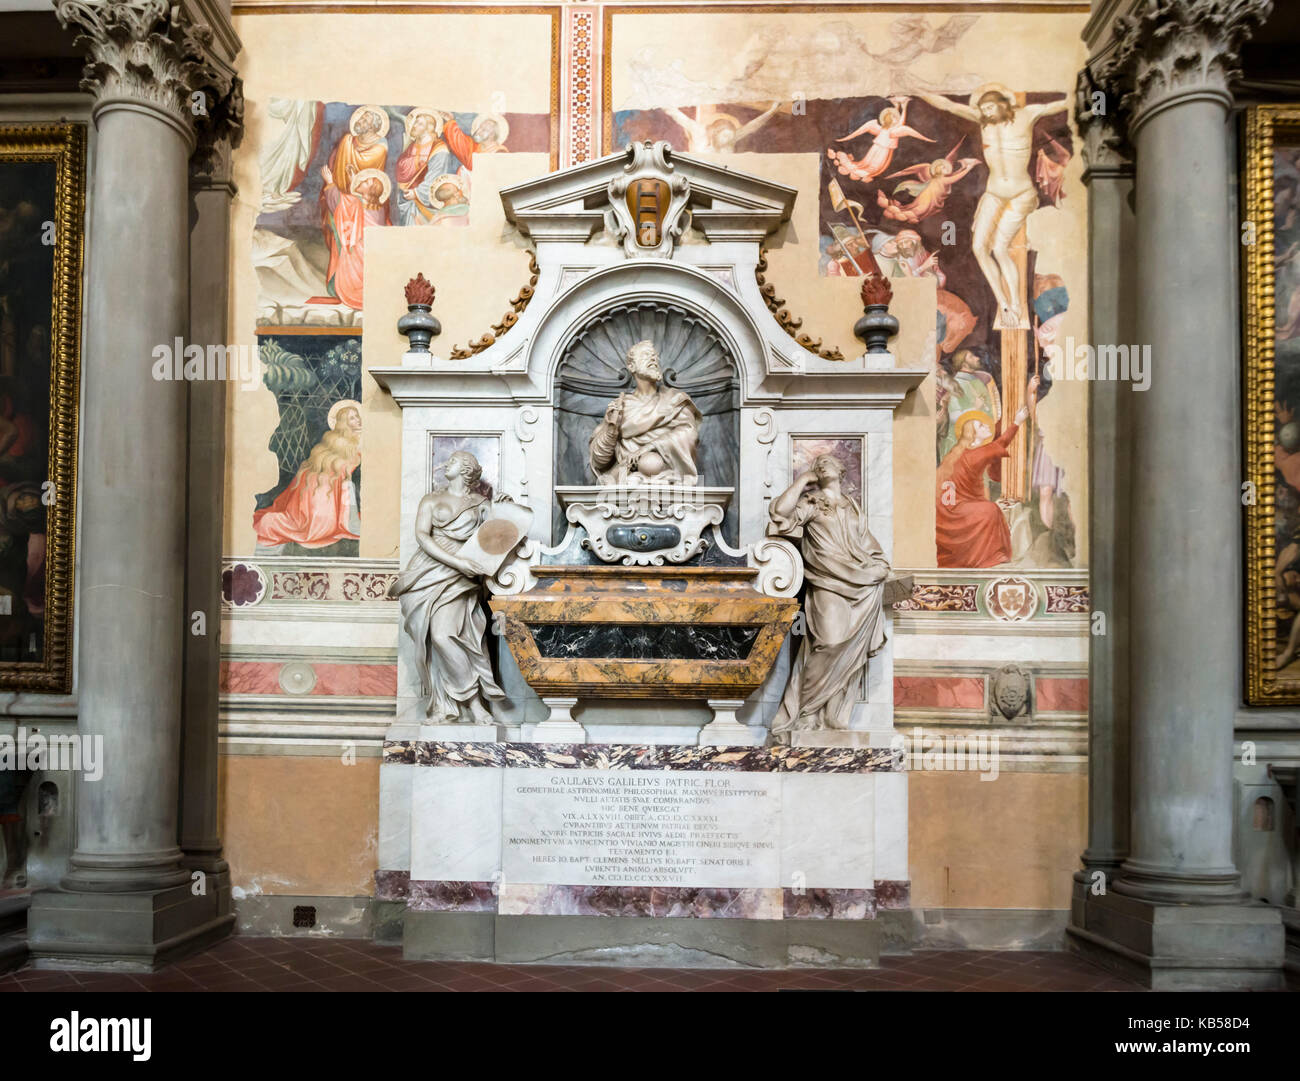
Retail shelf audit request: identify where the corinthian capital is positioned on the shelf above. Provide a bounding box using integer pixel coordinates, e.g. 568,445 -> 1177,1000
1111,0 -> 1273,128
1075,65 -> 1132,177
55,0 -> 239,143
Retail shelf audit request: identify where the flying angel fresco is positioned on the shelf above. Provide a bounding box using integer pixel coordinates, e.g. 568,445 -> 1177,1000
827,96 -> 936,183
875,139 -> 980,225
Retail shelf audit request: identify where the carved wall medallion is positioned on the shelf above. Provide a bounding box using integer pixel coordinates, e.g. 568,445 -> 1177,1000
989,663 -> 1033,721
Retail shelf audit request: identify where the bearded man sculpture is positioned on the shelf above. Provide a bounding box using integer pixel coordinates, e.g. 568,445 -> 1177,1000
588,340 -> 703,484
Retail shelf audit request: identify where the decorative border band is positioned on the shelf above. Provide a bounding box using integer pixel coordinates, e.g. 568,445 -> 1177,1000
383,740 -> 898,772
382,879 -> 911,919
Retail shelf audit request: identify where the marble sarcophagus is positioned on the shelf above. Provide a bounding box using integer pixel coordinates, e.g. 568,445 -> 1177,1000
491,565 -> 798,702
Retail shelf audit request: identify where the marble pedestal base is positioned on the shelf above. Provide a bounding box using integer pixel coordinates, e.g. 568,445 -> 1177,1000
533,697 -> 587,743
698,699 -> 765,746
26,873 -> 235,972
792,730 -> 897,750
1067,878 -> 1285,990
420,723 -> 506,743
377,738 -> 910,967
403,910 -> 887,968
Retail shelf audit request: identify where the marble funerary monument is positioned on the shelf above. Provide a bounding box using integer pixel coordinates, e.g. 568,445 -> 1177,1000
371,142 -> 924,965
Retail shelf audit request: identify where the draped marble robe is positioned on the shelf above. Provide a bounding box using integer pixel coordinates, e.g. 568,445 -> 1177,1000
588,387 -> 702,483
390,491 -> 506,721
768,490 -> 890,736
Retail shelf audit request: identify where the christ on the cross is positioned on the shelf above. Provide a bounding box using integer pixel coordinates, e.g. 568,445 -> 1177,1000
917,84 -> 1067,328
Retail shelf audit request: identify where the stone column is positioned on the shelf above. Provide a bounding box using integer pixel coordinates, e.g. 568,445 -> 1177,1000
1074,73 -> 1135,884
1068,0 -> 1284,989
1115,0 -> 1269,906
28,0 -> 239,969
180,97 -> 242,884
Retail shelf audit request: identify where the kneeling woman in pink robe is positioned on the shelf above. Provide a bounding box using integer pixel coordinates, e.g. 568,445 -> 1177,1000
388,451 -> 506,724
253,404 -> 362,551
768,454 -> 891,740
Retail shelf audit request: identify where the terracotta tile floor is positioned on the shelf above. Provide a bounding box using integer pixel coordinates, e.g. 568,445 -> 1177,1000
0,936 -> 1147,991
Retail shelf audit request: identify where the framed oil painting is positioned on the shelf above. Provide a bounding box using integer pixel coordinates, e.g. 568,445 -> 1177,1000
0,124 -> 84,692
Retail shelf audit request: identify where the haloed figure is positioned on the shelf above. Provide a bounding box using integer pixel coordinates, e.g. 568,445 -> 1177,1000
389,450 -> 506,724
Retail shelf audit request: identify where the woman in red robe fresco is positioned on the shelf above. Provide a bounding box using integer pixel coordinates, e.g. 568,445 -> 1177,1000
935,383 -> 1034,568
254,401 -> 362,551
320,166 -> 390,310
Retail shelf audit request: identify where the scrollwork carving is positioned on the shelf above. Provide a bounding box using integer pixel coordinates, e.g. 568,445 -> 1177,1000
450,251 -> 540,359
755,250 -> 845,362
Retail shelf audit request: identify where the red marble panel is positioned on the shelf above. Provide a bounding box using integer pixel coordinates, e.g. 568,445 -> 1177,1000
220,661 -> 282,695
893,676 -> 986,709
310,663 -> 398,697
1035,677 -> 1089,712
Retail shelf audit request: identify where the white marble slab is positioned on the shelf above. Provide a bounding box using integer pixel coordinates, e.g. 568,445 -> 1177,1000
409,767 -> 503,882
500,768 -> 780,888
872,770 -> 909,882
780,773 -> 875,890
377,761 -> 413,871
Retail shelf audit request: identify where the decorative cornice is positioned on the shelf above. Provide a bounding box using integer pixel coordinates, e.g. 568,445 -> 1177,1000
1109,0 -> 1272,131
55,0 -> 243,153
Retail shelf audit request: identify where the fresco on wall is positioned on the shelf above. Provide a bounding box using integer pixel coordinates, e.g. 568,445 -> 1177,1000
613,79 -> 1076,571
255,99 -> 549,326
253,334 -> 363,557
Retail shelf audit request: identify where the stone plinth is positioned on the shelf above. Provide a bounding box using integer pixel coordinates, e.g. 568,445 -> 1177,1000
378,739 -> 910,967
490,566 -> 797,705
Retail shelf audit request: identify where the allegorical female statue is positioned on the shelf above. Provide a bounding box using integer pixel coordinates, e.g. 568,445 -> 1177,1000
768,454 -> 891,739
588,340 -> 702,484
389,450 -> 507,724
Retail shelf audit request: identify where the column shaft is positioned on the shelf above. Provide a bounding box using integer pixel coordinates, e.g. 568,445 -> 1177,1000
1081,156 -> 1136,874
178,171 -> 233,872
64,101 -> 194,892
1119,94 -> 1243,900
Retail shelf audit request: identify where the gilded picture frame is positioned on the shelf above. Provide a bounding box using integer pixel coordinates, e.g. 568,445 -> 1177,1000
0,123 -> 84,693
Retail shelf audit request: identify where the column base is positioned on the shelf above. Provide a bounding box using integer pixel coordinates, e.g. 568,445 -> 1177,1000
1067,879 -> 1285,990
26,873 -> 235,972
61,846 -> 192,894
1111,857 -> 1248,905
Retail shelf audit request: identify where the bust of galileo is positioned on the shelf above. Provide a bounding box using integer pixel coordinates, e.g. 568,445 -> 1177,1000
588,340 -> 703,484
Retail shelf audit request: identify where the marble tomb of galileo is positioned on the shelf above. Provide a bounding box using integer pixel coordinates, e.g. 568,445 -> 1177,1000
371,143 -> 924,966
